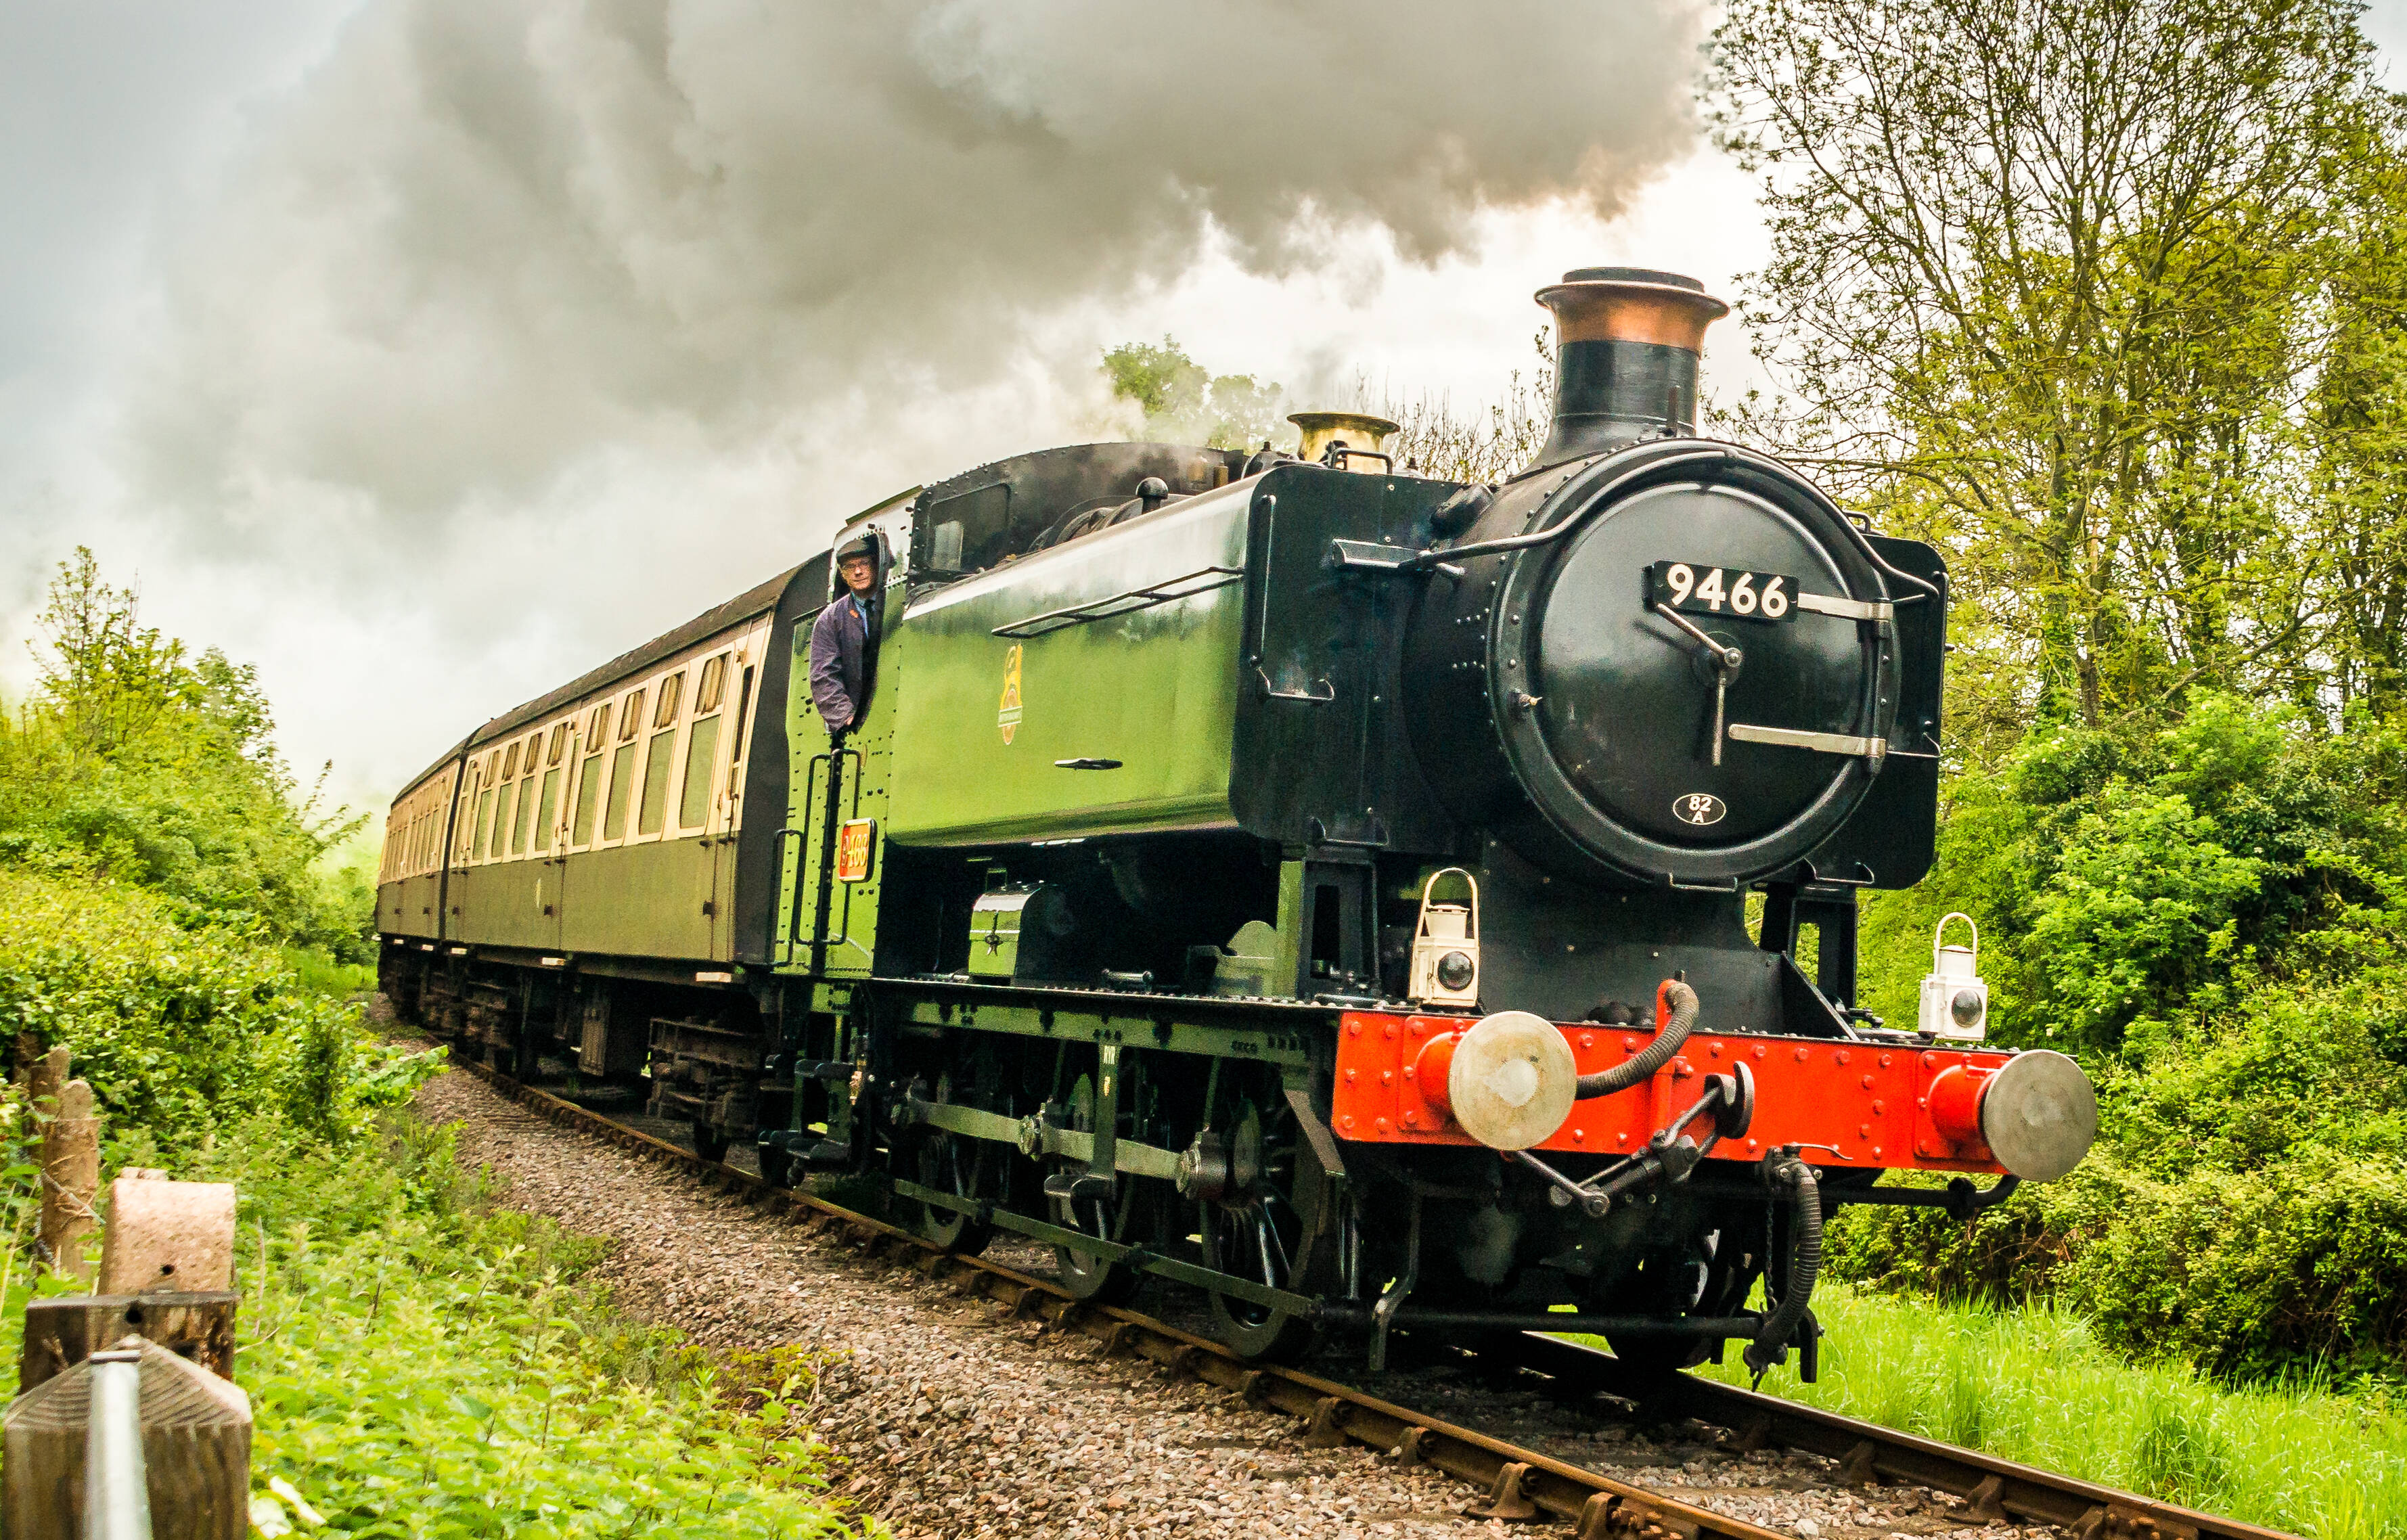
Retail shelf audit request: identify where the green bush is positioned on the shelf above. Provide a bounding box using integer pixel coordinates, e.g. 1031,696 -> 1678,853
1830,1144 -> 2407,1378
0,867 -> 436,1149
1835,700 -> 2407,1377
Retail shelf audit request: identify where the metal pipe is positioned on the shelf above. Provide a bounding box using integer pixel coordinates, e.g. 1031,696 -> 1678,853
1401,449 -> 1732,571
1576,978 -> 1697,1098
85,1348 -> 152,1540
1329,1306 -> 1767,1338
1744,1153 -> 1824,1380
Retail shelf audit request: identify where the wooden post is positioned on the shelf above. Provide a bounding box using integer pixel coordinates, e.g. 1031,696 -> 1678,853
3,1334 -> 251,1540
19,1293 -> 240,1394
24,1044 -> 66,1122
39,1079 -> 99,1282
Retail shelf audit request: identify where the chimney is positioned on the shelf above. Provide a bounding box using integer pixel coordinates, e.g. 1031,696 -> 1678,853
1527,267 -> 1728,472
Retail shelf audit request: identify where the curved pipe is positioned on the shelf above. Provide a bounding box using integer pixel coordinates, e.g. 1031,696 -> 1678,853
1744,1152 -> 1823,1378
1575,978 -> 1697,1099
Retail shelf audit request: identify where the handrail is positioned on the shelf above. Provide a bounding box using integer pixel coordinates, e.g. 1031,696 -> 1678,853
991,566 -> 1244,639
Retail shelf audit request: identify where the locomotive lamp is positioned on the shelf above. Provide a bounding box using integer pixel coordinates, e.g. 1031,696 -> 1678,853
1919,912 -> 1987,1041
1408,867 -> 1481,1010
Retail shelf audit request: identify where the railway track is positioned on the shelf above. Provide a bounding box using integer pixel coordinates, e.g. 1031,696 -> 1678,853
455,1057 -> 2293,1540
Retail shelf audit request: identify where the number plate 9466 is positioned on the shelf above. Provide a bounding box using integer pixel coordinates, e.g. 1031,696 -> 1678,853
1649,561 -> 1794,621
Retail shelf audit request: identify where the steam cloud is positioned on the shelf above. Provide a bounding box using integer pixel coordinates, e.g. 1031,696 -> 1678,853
115,0 -> 1706,790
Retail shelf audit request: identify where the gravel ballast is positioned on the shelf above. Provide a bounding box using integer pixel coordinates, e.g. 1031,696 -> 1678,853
413,1066 -> 2060,1540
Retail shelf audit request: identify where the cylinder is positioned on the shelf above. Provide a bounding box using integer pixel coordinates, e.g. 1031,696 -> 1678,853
1527,267 -> 1728,470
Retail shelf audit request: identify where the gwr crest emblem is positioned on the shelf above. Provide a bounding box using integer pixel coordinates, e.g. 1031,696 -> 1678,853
998,645 -> 1023,744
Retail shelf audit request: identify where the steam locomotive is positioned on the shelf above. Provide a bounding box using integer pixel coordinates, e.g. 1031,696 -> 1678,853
376,267 -> 2097,1375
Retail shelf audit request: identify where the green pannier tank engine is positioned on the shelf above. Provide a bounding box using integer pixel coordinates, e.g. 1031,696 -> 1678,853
378,268 -> 2098,1375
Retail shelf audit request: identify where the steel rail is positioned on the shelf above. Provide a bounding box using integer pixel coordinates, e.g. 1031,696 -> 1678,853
454,1058 -> 2299,1540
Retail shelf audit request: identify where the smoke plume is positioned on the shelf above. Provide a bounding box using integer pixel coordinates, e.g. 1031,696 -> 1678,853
115,0 -> 1707,788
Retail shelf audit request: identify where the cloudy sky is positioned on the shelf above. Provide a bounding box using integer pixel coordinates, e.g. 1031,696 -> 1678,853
5,1 -> 2403,817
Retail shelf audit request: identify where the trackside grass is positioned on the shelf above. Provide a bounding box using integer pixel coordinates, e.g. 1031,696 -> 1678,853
1674,1286 -> 2407,1540
226,1123 -> 867,1538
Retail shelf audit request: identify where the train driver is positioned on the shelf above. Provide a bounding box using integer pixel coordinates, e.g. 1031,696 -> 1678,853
809,533 -> 880,738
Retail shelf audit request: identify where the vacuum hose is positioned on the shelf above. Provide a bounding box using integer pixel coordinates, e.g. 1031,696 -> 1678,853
1743,1150 -> 1823,1378
1575,978 -> 1698,1098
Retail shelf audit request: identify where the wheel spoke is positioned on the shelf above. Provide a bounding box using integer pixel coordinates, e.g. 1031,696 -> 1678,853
1265,1215 -> 1293,1284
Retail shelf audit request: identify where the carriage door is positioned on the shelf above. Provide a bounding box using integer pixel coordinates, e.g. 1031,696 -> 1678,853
542,721 -> 578,954
702,646 -> 757,959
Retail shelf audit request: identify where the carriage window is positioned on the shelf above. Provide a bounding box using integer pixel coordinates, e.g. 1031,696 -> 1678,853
512,773 -> 539,854
572,746 -> 605,845
533,767 -> 563,853
588,702 -> 611,742
731,666 -> 755,763
604,741 -> 638,839
637,728 -> 676,836
679,716 -> 721,828
696,654 -> 727,714
654,673 -> 683,728
547,723 -> 568,765
619,690 -> 645,741
476,787 -> 499,859
502,741 -> 521,780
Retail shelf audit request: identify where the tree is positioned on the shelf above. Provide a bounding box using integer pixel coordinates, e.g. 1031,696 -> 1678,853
28,549 -> 190,767
1710,0 -> 2385,733
1352,330 -> 1558,484
1,549 -> 368,954
1101,337 -> 1287,450
2306,118 -> 2407,716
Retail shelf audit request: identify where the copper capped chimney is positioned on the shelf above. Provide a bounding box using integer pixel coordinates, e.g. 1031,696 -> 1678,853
1527,267 -> 1728,472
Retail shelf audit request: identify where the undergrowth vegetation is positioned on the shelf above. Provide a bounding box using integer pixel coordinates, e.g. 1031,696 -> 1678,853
217,1121 -> 858,1537
0,823 -> 866,1531
0,867 -> 417,1146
